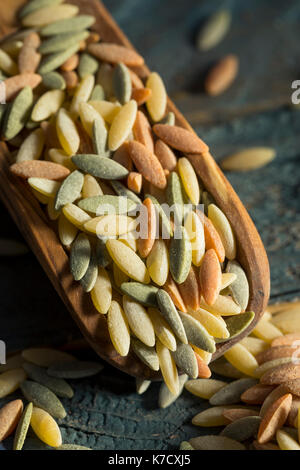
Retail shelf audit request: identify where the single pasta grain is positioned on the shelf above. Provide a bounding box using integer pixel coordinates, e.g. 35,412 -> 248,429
146,239 -> 169,286
106,239 -> 150,284
123,295 -> 155,347
107,300 -> 130,356
108,100 -> 137,151
91,267 -> 112,314
30,407 -> 62,448
146,72 -> 167,122
156,339 -> 179,396
0,369 -> 27,398
224,344 -> 259,378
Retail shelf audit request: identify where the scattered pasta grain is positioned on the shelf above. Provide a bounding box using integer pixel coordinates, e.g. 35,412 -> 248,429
190,308 -> 229,340
113,62 -> 132,105
200,294 -> 241,316
196,9 -> 231,51
226,260 -> 249,310
23,362 -> 73,399
179,311 -> 216,353
224,343 -> 258,377
185,378 -> 226,399
205,54 -> 238,96
156,289 -> 187,344
276,429 -> 300,450
106,239 -> 150,284
184,209 -> 205,267
4,73 -> 41,102
38,43 -> 80,75
88,42 -> 144,67
47,361 -> 103,379
208,204 -> 236,260
127,172 -> 142,194
257,393 -> 292,444
120,282 -> 158,307
107,300 -> 130,356
133,110 -> 154,153
222,408 -> 259,422
92,118 -> 110,158
91,267 -> 112,314
131,87 -> 151,106
131,338 -> 159,371
20,380 -> 66,419
40,14 -> 95,36
16,128 -> 45,163
56,108 -> 80,155
210,358 -> 246,379
209,378 -> 257,406
0,399 -> 23,442
169,226 -> 192,284
240,336 -> 269,356
28,177 -> 60,198
136,378 -> 151,395
30,407 -> 62,448
272,307 -> 300,334
178,157 -> 200,205
221,147 -> 276,172
22,348 -> 75,367
146,72 -> 167,122
192,406 -> 231,427
146,240 -> 169,287
22,3 -> 78,27
58,213 -> 78,246
69,74 -> 95,116
129,141 -> 167,190
3,86 -> 33,140
153,124 -> 209,154
158,373 -> 187,408
79,102 -> 103,137
70,233 -> 91,281
172,342 -> 198,378
252,320 -> 283,343
201,213 -> 225,263
156,339 -> 179,396
123,295 -> 155,347
0,48 -> 18,75
108,100 -> 137,150
54,170 -> 83,210
221,416 -> 261,442
13,402 -> 33,450
241,383 -> 275,405
154,139 -> 177,172
221,311 -> 255,341
199,249 -> 222,306
11,160 -> 69,180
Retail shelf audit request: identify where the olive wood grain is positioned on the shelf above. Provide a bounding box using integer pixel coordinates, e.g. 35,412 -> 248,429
0,0 -> 270,378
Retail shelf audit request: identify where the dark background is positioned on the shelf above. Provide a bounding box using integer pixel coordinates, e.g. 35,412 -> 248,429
0,0 -> 300,450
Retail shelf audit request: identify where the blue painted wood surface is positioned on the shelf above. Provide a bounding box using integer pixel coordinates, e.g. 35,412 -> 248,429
0,0 -> 300,450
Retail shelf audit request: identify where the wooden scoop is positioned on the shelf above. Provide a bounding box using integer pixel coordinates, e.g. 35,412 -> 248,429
0,0 -> 270,379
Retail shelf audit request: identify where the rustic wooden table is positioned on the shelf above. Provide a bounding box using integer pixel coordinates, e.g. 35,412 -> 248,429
0,0 -> 300,450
